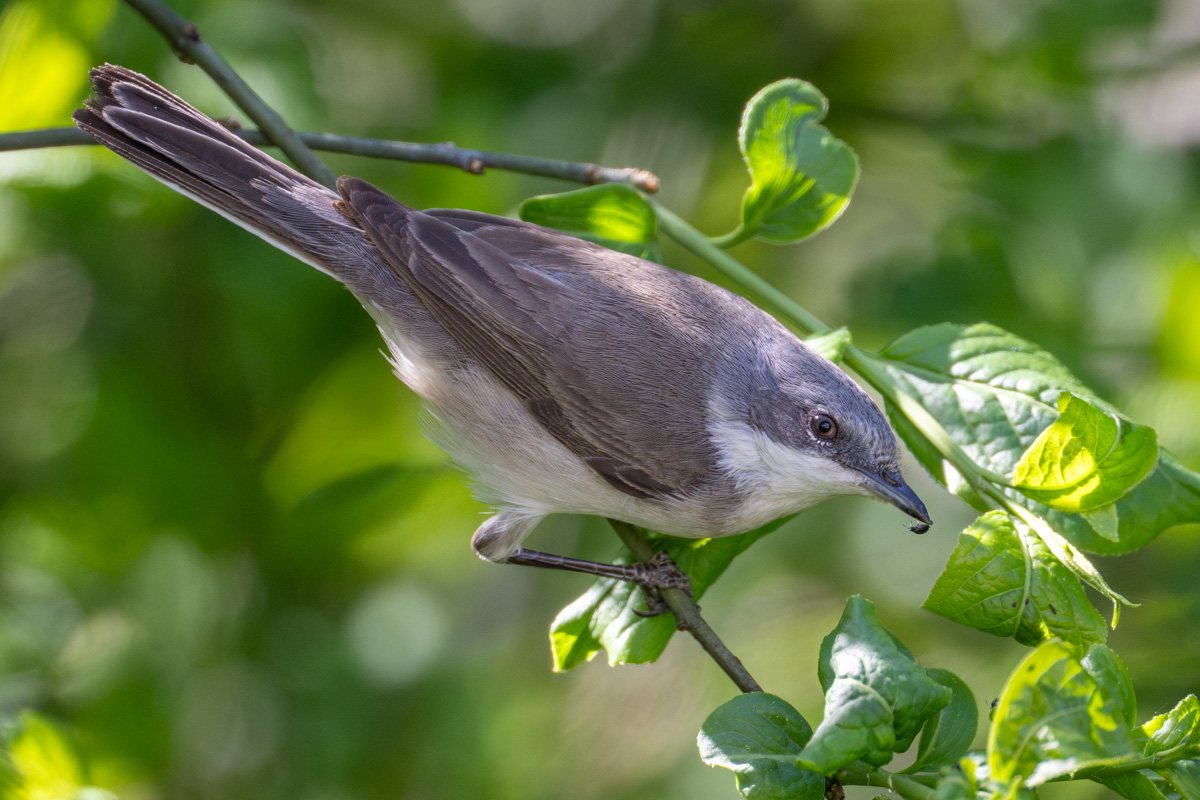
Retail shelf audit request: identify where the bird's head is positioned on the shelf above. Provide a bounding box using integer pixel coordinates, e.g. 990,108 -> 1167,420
710,335 -> 931,531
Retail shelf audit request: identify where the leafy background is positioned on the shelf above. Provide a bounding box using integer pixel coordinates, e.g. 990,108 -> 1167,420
2,0 -> 1199,798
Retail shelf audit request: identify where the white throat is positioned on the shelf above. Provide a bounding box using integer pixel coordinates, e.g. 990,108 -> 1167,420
707,394 -> 867,531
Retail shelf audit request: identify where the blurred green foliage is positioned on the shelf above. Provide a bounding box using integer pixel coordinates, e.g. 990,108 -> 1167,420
2,0 -> 1199,798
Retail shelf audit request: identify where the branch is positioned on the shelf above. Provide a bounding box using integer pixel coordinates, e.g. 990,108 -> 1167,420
0,129 -> 91,150
0,127 -> 661,191
121,0 -> 338,188
607,519 -> 763,694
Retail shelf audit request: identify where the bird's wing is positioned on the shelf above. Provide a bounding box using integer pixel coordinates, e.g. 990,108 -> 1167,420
338,178 -> 726,499
424,209 -> 640,275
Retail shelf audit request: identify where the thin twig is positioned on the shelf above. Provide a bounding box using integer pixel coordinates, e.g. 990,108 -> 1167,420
120,0 -> 338,188
0,127 -> 661,191
0,129 -> 91,150
607,519 -> 763,694
301,132 -> 660,191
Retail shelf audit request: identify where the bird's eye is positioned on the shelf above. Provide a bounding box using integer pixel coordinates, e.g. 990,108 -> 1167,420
810,413 -> 838,439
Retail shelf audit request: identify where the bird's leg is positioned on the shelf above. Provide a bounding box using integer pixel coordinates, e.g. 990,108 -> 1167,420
473,513 -> 692,616
505,548 -> 692,594
506,548 -> 691,618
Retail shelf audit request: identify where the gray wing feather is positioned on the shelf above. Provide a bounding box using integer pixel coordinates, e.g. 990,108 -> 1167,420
339,179 -> 677,498
338,179 -> 758,499
336,179 -> 777,501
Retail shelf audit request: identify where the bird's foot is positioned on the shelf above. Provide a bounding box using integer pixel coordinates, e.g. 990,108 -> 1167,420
631,552 -> 692,617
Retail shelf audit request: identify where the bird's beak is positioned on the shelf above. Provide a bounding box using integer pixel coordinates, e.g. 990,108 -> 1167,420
853,467 -> 932,531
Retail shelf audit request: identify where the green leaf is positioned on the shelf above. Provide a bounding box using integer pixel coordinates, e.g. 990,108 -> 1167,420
877,322 -> 1200,555
923,511 -> 1107,648
906,668 -> 979,774
1082,645 -> 1137,728
549,519 -> 789,670
1158,760 -> 1200,800
1083,504 -> 1120,543
804,326 -> 851,364
518,184 -> 660,260
988,640 -> 1139,788
697,693 -> 824,800
736,79 -> 859,243
932,759 -> 978,800
796,596 -> 952,773
1095,771 -> 1172,800
1013,393 -> 1158,513
1140,696 -> 1200,757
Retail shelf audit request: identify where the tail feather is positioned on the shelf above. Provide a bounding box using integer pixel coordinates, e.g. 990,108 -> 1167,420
74,64 -> 370,281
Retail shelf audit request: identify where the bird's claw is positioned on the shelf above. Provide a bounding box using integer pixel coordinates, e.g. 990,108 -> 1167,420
631,551 -> 692,617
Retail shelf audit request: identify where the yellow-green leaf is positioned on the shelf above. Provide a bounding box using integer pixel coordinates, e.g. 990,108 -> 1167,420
989,641 -> 1138,788
518,184 -> 659,261
737,79 -> 858,243
1013,394 -> 1158,513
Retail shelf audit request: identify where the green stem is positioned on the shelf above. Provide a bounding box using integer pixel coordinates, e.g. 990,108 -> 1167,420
1053,745 -> 1200,781
710,223 -> 756,249
122,0 -> 338,188
651,201 -> 830,335
0,127 -> 661,190
607,519 -> 764,694
839,764 -> 935,800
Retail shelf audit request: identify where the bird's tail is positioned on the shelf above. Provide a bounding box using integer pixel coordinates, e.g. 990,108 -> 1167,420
73,64 -> 371,282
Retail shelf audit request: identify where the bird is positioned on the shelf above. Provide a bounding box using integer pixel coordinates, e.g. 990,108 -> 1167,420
73,64 -> 930,590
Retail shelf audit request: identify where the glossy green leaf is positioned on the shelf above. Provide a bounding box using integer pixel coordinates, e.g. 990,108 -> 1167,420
923,511 -> 1107,648
1095,771 -> 1172,800
737,79 -> 859,242
796,596 -> 952,773
1140,696 -> 1200,757
1083,504 -> 1121,543
877,322 -> 1200,555
1082,645 -> 1137,728
989,640 -> 1139,788
1014,393 -> 1158,513
1158,760 -> 1200,800
697,693 -> 824,800
804,326 -> 851,364
550,518 -> 789,670
518,184 -> 660,260
906,668 -> 979,774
